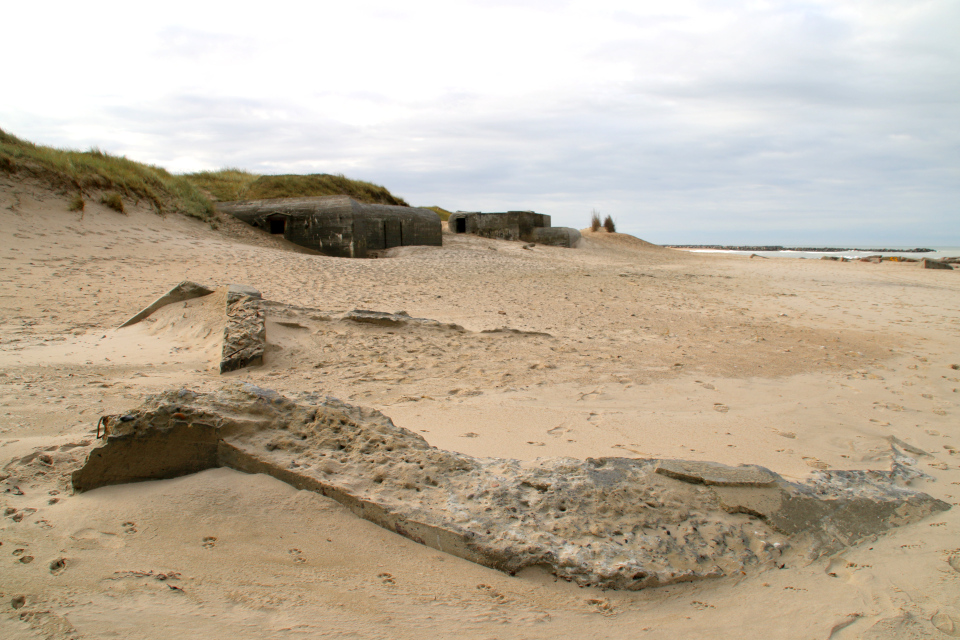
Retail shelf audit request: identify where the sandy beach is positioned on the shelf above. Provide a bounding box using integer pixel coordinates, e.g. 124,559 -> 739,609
2,175 -> 960,639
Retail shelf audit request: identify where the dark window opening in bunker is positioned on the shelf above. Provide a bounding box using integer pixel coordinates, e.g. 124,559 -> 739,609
455,217 -> 466,233
269,217 -> 286,235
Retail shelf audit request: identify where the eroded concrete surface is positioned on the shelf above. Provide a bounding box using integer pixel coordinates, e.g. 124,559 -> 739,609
64,384 -> 949,591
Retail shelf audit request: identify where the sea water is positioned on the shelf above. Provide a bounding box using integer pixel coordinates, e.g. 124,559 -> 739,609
682,246 -> 960,260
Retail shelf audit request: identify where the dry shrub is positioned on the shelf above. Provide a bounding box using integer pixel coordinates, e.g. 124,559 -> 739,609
602,215 -> 616,233
590,209 -> 601,231
101,192 -> 124,213
67,192 -> 85,212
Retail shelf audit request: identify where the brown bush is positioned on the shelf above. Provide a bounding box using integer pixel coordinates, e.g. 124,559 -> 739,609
602,215 -> 616,233
590,210 -> 601,231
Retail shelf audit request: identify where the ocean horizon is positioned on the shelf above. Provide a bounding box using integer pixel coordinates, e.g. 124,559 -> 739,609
676,246 -> 960,260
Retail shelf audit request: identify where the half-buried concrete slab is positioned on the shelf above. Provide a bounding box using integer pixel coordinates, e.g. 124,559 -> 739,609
72,384 -> 950,591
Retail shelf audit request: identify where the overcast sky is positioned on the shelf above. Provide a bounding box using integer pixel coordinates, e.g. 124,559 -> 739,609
4,0 -> 958,244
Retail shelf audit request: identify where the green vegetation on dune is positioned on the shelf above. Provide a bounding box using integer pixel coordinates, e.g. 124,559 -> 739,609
0,128 -> 215,222
0,129 -> 413,222
424,206 -> 452,221
185,169 -> 409,206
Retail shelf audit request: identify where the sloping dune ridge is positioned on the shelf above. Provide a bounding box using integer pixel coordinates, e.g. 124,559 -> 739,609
2,174 -> 960,639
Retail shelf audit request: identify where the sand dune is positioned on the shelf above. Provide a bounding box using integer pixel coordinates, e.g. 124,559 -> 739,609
2,174 -> 960,639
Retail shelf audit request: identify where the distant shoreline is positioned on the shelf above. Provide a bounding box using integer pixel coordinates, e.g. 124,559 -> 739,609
665,245 -> 935,253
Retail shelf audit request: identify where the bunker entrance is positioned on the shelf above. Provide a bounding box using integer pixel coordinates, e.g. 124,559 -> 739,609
384,218 -> 402,249
268,216 -> 286,235
455,217 -> 466,233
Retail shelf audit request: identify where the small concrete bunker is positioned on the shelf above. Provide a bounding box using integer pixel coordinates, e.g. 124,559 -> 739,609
447,210 -> 581,248
218,196 -> 442,258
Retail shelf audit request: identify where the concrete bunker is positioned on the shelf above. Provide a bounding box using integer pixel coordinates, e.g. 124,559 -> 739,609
448,210 -> 581,248
218,196 -> 442,258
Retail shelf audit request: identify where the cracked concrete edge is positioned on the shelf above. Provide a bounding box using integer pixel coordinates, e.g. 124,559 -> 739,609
70,386 -> 951,590
118,281 -> 216,328
221,295 -> 265,374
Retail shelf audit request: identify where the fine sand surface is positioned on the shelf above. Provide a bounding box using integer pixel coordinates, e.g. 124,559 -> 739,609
2,175 -> 960,639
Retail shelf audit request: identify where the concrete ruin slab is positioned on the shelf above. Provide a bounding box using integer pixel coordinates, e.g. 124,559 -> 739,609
655,460 -> 779,486
343,309 -> 465,331
119,280 -> 216,328
221,292 -> 265,373
921,258 -> 953,270
73,385 -> 950,591
118,281 -> 266,374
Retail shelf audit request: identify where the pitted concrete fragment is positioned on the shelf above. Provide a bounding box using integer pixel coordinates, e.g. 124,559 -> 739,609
655,460 -> 778,486
344,310 -> 465,331
221,296 -> 265,373
73,386 -> 950,590
921,258 -> 953,270
119,281 -> 215,327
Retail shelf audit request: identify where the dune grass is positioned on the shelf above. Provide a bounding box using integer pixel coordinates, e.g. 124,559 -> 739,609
0,128 -> 412,221
603,214 -> 616,233
0,128 -> 215,222
185,169 -> 409,206
424,206 -> 452,221
590,209 -> 601,231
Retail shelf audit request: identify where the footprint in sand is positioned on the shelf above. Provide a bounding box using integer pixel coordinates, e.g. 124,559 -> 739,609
713,403 -> 729,413
201,536 -> 217,549
122,521 -> 137,534
932,611 -> 960,637
586,597 -> 615,615
49,557 -> 67,575
476,583 -> 508,604
527,441 -> 545,447
461,432 -> 479,438
288,548 -> 306,564
949,555 -> 960,574
803,456 -> 829,469
378,572 -> 396,585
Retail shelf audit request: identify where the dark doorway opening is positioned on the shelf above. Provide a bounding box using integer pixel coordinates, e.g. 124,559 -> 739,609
455,217 -> 466,233
269,217 -> 286,234
384,218 -> 402,249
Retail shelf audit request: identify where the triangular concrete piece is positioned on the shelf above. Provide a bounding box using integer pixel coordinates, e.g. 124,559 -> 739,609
118,281 -> 215,328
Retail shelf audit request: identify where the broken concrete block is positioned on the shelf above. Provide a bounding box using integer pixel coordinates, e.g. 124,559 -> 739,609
221,295 -> 265,373
921,258 -> 953,270
119,281 -> 215,328
73,385 -> 950,591
655,460 -> 778,486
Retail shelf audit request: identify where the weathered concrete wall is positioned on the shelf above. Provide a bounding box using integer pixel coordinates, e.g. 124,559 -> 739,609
73,385 -> 950,591
448,211 -> 578,247
217,196 -> 441,258
221,289 -> 265,373
533,227 -> 582,248
448,211 -> 551,242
